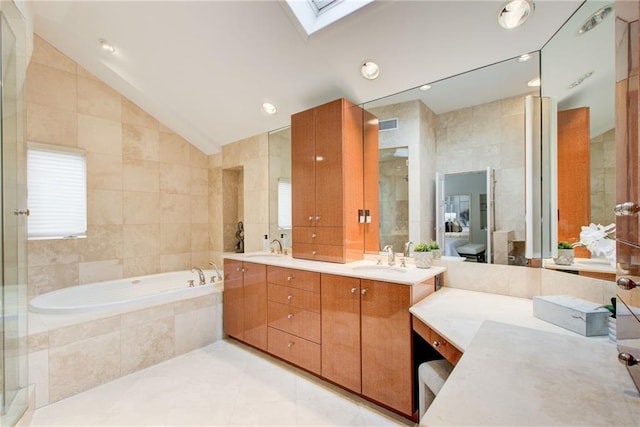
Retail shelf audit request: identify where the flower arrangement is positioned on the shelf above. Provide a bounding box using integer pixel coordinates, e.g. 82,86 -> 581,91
572,223 -> 616,267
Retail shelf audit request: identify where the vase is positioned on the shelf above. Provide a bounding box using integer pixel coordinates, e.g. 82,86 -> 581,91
431,249 -> 442,260
608,316 -> 616,343
414,252 -> 432,269
553,248 -> 574,265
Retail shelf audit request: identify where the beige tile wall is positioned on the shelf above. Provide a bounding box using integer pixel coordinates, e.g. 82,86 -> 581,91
27,35 -> 210,297
590,128 -> 615,226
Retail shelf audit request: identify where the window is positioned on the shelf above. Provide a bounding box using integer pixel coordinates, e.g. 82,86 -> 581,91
278,178 -> 292,230
27,143 -> 87,239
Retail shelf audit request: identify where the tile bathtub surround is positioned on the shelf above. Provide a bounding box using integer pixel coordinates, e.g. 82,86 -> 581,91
27,340 -> 411,427
27,34 -> 212,296
27,291 -> 223,408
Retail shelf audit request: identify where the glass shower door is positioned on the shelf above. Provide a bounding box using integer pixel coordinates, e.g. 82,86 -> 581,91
0,1 -> 28,425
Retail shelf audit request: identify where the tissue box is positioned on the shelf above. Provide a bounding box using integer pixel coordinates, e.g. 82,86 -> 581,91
532,295 -> 610,336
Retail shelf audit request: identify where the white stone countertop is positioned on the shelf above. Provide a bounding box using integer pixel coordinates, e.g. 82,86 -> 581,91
223,252 -> 445,285
409,288 -> 583,352
543,256 -> 616,274
411,288 -> 639,426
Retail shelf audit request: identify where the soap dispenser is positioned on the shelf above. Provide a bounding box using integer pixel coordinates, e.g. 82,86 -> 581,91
263,235 -> 269,253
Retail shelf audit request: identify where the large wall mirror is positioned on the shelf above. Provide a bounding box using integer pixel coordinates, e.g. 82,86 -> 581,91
267,0 -> 614,269
540,0 -> 615,275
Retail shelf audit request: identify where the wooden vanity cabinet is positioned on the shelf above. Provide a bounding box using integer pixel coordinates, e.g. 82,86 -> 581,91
222,259 -> 267,351
321,274 -> 433,417
412,317 -> 463,366
291,98 -> 375,263
266,266 -> 322,374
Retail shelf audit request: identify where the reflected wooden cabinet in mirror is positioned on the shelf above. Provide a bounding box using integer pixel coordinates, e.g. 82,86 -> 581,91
291,98 -> 379,263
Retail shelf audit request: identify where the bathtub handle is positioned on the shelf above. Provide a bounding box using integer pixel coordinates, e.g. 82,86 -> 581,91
187,280 -> 195,288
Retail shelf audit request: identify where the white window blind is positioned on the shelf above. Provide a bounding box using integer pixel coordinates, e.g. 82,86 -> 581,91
27,143 -> 87,239
278,178 -> 292,229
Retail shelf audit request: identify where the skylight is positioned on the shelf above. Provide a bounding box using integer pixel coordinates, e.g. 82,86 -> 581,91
286,0 -> 375,36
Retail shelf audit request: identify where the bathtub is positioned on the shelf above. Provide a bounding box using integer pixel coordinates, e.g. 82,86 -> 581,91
29,269 -> 223,314
28,269 -> 225,408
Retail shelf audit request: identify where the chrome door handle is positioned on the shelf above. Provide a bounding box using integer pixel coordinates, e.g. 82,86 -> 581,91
617,277 -> 638,290
614,202 -> 640,216
13,209 -> 29,216
618,353 -> 639,366
350,287 -> 357,294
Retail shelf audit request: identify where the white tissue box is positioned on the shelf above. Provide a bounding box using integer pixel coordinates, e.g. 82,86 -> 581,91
532,295 -> 610,336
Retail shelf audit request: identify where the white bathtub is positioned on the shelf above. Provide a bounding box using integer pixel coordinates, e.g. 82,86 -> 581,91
29,269 -> 223,314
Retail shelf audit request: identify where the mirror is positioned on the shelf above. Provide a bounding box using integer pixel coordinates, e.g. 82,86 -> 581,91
267,0 -> 614,267
379,147 -> 409,251
268,126 -> 292,249
541,0 -> 615,275
363,54 -> 539,263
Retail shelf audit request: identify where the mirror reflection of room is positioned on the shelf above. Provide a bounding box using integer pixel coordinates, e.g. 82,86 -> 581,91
379,147 -> 408,251
442,172 -> 490,263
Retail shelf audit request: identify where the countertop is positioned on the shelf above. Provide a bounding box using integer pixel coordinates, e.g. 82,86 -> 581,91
543,257 -> 616,275
223,252 -> 445,285
411,289 -> 640,426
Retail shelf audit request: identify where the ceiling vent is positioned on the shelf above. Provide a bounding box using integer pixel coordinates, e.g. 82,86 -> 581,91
378,118 -> 399,132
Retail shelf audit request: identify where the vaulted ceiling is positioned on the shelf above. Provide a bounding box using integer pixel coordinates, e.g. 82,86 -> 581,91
27,1 -> 584,154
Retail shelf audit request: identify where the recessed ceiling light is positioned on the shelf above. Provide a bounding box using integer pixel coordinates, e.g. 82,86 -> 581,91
360,61 -> 380,80
99,39 -> 116,53
517,53 -> 532,62
578,4 -> 613,35
419,84 -> 432,91
498,0 -> 534,30
568,71 -> 594,89
527,77 -> 541,87
262,102 -> 277,115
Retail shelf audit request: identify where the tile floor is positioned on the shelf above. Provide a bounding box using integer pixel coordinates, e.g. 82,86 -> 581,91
27,339 -> 415,426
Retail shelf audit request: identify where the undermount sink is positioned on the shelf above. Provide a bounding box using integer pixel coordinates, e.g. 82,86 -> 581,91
244,253 -> 284,258
351,265 -> 407,274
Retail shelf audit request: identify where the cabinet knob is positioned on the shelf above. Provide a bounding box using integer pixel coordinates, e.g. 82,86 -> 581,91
312,233 -> 317,238
617,277 -> 638,291
432,341 -> 443,348
312,250 -> 317,255
614,202 -> 640,217
308,215 -> 313,221
351,287 -> 358,294
236,267 -> 241,272
287,313 -> 294,319
287,342 -> 295,348
361,288 -> 368,295
316,216 -> 320,222
287,275 -> 294,281
618,352 -> 639,366
287,295 -> 293,301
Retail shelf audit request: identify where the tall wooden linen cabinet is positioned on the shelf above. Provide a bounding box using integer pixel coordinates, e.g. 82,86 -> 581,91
291,98 -> 379,263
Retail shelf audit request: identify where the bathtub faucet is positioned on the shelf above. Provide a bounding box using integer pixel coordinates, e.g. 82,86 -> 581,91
191,267 -> 206,285
209,261 -> 223,282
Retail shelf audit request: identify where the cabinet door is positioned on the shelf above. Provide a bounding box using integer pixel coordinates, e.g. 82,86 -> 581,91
223,259 -> 244,340
292,108 -> 316,227
361,280 -> 413,416
321,274 -> 361,393
315,99 -> 344,227
243,262 -> 267,351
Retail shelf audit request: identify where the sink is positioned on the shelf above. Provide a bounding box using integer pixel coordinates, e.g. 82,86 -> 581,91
351,265 -> 407,274
244,253 -> 284,258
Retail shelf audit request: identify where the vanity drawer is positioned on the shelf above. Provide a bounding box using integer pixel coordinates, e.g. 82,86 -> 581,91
413,316 -> 462,365
267,283 -> 320,313
293,243 -> 345,263
267,266 -> 320,293
268,327 -> 321,375
268,301 -> 321,343
293,226 -> 343,245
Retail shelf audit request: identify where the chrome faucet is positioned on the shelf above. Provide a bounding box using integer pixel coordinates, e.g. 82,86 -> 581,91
209,261 -> 223,282
383,244 -> 395,266
270,239 -> 283,254
191,267 -> 206,285
404,241 -> 414,257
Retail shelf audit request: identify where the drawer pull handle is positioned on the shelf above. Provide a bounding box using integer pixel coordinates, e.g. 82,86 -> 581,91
287,313 -> 294,319
308,216 -> 313,221
287,342 -> 295,348
287,275 -> 293,281
316,216 -> 320,222
236,267 -> 241,272
351,287 -> 357,294
432,341 -> 445,348
287,295 -> 293,301
614,202 -> 640,217
312,233 -> 317,238
312,250 -> 317,255
617,277 -> 638,291
361,288 -> 368,295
